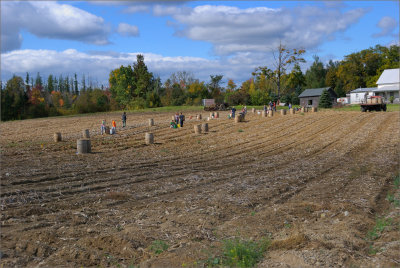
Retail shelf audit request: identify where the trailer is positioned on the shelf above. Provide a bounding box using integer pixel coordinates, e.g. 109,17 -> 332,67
360,96 -> 387,112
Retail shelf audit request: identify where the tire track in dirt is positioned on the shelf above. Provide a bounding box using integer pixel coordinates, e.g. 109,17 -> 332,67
270,112 -> 397,205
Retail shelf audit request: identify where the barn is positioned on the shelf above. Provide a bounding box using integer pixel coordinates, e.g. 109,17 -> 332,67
298,87 -> 337,108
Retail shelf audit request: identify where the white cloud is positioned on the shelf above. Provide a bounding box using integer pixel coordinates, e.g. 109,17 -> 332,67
1,49 -> 268,86
117,23 -> 140,37
158,4 -> 368,56
0,1 -> 111,52
373,16 -> 398,38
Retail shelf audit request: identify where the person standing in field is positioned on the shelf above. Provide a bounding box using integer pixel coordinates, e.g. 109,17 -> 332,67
122,112 -> 127,128
179,112 -> 185,127
101,119 -> 106,135
231,106 -> 236,118
112,120 -> 116,134
175,112 -> 179,125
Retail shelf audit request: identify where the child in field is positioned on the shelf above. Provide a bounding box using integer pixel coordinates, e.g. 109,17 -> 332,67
122,112 -> 127,127
179,112 -> 185,127
112,120 -> 116,134
101,119 -> 106,135
170,120 -> 177,128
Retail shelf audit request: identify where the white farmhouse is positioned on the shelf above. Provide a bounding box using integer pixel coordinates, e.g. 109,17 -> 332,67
349,68 -> 400,104
374,68 -> 400,103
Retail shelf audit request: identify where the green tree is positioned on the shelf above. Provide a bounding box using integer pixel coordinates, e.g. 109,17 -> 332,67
208,75 -> 224,102
305,56 -> 326,89
74,73 -> 79,95
318,89 -> 332,108
109,54 -> 154,109
47,74 -> 54,93
255,42 -> 305,98
1,75 -> 29,120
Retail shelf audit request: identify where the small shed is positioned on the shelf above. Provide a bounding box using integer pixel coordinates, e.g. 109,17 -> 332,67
298,87 -> 337,107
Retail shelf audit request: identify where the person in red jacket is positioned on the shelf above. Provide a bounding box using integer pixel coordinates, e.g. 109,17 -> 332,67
112,120 -> 116,134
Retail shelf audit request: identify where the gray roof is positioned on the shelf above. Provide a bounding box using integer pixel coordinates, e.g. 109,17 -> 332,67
350,87 -> 377,93
376,68 -> 400,85
298,87 -> 330,98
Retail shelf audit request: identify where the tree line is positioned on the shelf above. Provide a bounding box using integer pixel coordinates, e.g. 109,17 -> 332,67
1,44 -> 398,121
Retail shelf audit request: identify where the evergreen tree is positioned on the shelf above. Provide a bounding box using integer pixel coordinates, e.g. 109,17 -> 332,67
47,75 -> 54,93
74,73 -> 79,95
25,72 -> 30,92
81,74 -> 86,92
305,56 -> 326,89
318,89 -> 332,108
35,72 -> 43,89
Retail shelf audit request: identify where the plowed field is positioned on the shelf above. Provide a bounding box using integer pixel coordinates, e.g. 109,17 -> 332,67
1,109 -> 399,267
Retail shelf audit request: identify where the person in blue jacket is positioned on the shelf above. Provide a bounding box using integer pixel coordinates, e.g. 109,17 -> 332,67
231,106 -> 236,118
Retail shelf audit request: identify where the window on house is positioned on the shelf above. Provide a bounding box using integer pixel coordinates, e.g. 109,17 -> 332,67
356,93 -> 358,98
390,92 -> 394,97
308,100 -> 313,106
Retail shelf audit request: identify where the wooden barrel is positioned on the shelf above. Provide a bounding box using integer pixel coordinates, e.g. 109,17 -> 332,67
105,126 -> 110,135
215,112 -> 219,118
367,99 -> 372,104
280,109 -> 286,115
145,133 -> 154,145
377,98 -> 382,104
197,114 -> 202,120
311,107 -> 318,112
261,110 -> 266,117
235,115 -> 241,123
194,124 -> 202,134
54,132 -> 62,142
252,108 -> 256,113
83,129 -> 90,139
268,110 -> 274,117
77,139 -> 91,154
201,123 -> 209,133
372,98 -> 378,104
149,118 -> 154,126
290,109 -> 295,115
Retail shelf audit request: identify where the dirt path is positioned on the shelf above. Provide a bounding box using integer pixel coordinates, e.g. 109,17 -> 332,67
1,110 -> 399,267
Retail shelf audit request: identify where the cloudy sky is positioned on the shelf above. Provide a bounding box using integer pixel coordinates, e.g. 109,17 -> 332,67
1,1 -> 399,87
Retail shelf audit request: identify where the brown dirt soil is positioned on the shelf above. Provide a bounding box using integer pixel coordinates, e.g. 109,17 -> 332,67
1,109 -> 399,267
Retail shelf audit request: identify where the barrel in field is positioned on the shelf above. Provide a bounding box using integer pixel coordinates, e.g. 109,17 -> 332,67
83,129 -> 90,138
197,114 -> 202,120
290,109 -> 295,115
252,108 -> 256,113
268,110 -> 274,117
77,139 -> 91,154
145,133 -> 154,145
311,107 -> 318,112
280,109 -> 287,115
261,110 -> 267,117
201,123 -> 209,133
149,118 -> 154,126
105,126 -> 110,135
54,132 -> 62,142
215,112 -> 219,118
194,124 -> 202,134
